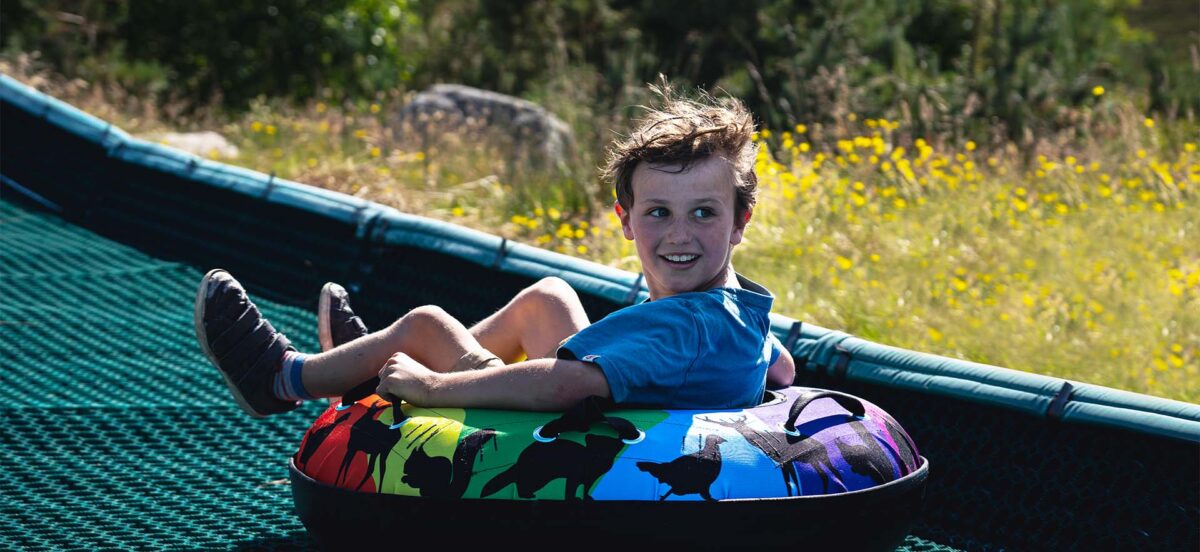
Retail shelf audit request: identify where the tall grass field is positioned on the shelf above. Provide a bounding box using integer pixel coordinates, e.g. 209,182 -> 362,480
5,61 -> 1196,403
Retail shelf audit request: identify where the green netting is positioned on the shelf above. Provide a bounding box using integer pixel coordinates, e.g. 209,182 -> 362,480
0,199 -> 325,550
0,199 -> 958,551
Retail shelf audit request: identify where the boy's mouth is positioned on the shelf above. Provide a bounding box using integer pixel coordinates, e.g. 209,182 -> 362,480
660,253 -> 700,267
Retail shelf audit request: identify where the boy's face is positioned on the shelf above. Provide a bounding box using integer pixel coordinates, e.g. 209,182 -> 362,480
618,156 -> 748,299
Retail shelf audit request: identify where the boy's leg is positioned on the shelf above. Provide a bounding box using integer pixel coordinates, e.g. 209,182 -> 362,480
300,305 -> 485,398
196,270 -> 491,416
301,276 -> 588,398
468,277 -> 590,362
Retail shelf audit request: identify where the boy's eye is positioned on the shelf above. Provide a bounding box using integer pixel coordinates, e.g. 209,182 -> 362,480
692,207 -> 715,218
648,207 -> 669,217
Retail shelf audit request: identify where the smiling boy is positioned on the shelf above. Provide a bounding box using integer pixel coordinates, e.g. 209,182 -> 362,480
195,83 -> 794,416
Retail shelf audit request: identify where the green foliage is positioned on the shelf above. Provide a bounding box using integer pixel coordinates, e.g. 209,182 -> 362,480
2,0 -> 1195,140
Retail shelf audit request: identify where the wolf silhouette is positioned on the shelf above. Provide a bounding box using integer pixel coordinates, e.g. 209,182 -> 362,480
636,434 -> 726,501
401,428 -> 497,498
480,434 -> 625,500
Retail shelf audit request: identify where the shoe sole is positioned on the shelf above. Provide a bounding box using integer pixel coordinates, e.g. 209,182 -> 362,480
194,268 -> 269,418
317,282 -> 337,352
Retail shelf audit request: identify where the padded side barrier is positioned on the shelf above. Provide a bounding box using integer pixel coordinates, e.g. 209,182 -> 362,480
776,316 -> 1200,442
3,73 -> 1192,442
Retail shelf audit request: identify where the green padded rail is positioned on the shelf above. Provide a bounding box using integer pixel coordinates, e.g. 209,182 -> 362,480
2,72 -> 1197,551
4,73 -> 1195,442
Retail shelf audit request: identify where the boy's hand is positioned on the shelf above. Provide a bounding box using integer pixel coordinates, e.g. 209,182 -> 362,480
377,352 -> 434,404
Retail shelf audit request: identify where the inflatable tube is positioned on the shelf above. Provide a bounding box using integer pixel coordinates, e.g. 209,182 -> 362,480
291,387 -> 927,549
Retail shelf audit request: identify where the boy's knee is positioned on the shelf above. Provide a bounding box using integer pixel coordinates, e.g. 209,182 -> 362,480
406,305 -> 452,323
525,277 -> 579,305
392,305 -> 453,335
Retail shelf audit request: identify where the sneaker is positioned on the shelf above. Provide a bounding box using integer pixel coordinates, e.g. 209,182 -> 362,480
319,282 -> 377,407
194,269 -> 300,418
317,282 -> 369,351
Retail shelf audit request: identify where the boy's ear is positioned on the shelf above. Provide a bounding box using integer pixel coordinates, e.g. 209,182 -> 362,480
730,207 -> 752,245
615,201 -> 635,240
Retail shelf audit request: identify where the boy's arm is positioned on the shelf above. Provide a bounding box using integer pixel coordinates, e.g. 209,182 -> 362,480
378,353 -> 611,411
766,351 -> 796,389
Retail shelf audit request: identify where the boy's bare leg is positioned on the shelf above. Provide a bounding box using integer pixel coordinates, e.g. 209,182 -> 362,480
300,305 -> 482,398
469,277 -> 590,362
302,276 -> 588,398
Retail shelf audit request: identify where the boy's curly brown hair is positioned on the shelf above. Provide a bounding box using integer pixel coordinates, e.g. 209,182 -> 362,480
603,80 -> 759,221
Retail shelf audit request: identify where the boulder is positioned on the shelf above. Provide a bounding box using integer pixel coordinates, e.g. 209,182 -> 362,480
155,131 -> 239,159
391,84 -> 573,172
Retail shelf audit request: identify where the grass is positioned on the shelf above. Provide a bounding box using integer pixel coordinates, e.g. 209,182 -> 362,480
3,55 -> 1196,403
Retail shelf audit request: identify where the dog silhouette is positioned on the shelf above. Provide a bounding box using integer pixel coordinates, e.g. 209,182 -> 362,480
636,434 -> 726,501
480,433 -> 625,500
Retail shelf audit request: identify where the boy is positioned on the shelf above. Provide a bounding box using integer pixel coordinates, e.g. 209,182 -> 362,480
195,84 -> 794,416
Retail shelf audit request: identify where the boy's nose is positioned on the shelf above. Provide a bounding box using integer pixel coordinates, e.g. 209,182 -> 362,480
665,219 -> 691,243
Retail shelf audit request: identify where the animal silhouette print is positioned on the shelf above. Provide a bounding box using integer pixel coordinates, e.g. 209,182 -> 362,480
401,428 -> 497,498
335,400 -> 404,491
480,434 -> 625,500
834,420 -> 894,485
636,434 -> 726,501
786,431 -> 839,494
879,413 -> 919,473
298,409 -> 353,467
703,414 -> 809,497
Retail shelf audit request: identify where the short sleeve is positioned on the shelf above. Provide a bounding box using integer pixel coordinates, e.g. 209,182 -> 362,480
558,300 -> 701,405
766,333 -> 786,366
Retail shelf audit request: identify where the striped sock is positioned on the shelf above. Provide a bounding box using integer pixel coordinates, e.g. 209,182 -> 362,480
273,351 -> 316,401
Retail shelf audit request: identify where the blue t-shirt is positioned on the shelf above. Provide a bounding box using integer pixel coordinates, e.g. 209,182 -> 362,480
557,274 -> 784,410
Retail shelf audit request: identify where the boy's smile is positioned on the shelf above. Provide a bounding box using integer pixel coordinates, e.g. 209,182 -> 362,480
619,156 -> 748,299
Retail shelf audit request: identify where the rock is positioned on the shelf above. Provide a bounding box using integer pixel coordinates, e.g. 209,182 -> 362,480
391,84 -> 573,172
156,131 -> 239,159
